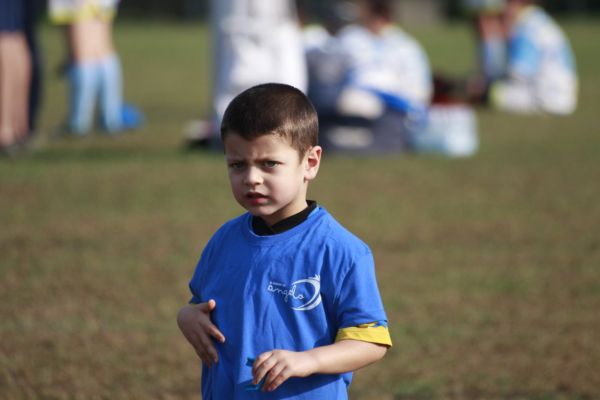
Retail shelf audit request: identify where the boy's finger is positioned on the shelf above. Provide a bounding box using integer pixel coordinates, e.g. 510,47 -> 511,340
196,349 -> 209,367
253,351 -> 272,367
262,363 -> 286,391
193,342 -> 211,367
204,299 -> 217,312
188,332 -> 205,355
252,352 -> 271,375
196,345 -> 216,368
199,335 -> 219,363
267,369 -> 289,392
208,325 -> 226,343
253,353 -> 275,385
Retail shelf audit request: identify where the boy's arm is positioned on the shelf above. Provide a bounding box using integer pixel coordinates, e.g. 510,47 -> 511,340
252,339 -> 388,392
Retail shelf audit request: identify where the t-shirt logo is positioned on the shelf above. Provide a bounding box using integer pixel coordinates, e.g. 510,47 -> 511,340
267,275 -> 322,311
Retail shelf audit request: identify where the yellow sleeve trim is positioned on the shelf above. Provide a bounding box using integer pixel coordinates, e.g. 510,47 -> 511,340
335,323 -> 393,347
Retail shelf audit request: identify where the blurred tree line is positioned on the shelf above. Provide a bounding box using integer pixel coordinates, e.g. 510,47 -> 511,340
33,0 -> 599,20
444,0 -> 600,17
115,0 -> 598,19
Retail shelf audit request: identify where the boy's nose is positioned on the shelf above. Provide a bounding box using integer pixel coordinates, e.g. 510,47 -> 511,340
243,167 -> 263,186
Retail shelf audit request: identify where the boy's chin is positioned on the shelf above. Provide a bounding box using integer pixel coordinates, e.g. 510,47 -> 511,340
250,210 -> 274,220
245,206 -> 272,219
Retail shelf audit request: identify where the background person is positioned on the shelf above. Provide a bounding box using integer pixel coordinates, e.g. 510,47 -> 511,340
184,0 -> 307,148
487,0 -> 578,115
461,0 -> 578,115
306,0 -> 433,154
49,0 -> 142,135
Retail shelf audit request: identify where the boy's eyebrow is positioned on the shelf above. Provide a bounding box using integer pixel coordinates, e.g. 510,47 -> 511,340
226,155 -> 283,162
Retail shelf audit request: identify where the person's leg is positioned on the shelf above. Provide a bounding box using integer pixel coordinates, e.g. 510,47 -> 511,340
0,35 -> 13,146
82,17 -> 122,133
477,15 -> 506,82
66,19 -> 111,135
24,0 -> 43,134
66,17 -> 115,135
97,53 -> 122,133
67,59 -> 99,134
0,33 -> 30,147
13,33 -> 31,140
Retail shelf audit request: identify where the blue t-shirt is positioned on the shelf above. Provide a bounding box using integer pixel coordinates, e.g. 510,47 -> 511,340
188,207 -> 388,399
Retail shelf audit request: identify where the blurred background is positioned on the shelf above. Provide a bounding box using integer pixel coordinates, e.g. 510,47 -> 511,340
119,0 -> 600,20
1,0 -> 599,399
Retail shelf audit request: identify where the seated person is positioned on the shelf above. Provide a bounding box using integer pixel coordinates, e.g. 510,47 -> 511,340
306,0 -> 432,154
306,0 -> 478,157
465,0 -> 578,115
490,0 -> 578,115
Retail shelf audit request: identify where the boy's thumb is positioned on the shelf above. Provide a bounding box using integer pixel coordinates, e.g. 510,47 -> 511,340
206,299 -> 217,311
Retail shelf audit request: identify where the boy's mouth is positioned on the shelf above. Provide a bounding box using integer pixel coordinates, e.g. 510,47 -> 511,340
246,192 -> 268,205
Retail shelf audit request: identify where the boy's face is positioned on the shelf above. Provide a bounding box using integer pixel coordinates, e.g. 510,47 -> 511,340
224,133 -> 322,227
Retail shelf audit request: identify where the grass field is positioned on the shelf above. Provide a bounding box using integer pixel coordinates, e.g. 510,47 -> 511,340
1,18 -> 599,399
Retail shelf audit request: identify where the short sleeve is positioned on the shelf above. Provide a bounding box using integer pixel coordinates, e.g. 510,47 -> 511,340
187,237 -> 215,304
334,252 -> 388,329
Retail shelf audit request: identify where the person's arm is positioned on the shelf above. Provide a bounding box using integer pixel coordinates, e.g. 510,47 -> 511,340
252,339 -> 388,392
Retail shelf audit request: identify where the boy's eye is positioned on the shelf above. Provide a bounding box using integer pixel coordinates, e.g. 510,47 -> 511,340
229,162 -> 246,170
263,160 -> 279,168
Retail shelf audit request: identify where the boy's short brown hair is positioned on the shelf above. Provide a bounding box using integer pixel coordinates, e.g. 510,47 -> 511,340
220,83 -> 319,156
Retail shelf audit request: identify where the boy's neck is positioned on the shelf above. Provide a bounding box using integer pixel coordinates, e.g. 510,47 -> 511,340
252,201 -> 317,236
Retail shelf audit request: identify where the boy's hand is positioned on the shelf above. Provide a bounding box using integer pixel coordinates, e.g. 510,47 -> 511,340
252,350 -> 317,392
251,340 -> 388,392
177,299 -> 225,368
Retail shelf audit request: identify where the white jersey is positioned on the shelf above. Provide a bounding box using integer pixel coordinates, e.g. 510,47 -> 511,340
491,6 -> 578,115
211,0 -> 307,122
336,24 -> 433,109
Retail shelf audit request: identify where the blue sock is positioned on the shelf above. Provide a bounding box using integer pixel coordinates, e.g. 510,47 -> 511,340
480,36 -> 506,81
98,54 -> 123,133
68,62 -> 100,135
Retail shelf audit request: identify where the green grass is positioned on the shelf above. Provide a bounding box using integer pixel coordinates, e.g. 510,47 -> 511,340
1,19 -> 599,399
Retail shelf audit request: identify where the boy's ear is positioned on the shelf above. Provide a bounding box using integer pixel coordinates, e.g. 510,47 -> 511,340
304,146 -> 322,181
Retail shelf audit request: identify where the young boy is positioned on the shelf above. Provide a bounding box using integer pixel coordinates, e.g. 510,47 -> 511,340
177,83 -> 392,399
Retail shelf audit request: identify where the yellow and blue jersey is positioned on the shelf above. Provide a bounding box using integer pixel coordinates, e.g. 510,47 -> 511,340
188,206 -> 390,399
